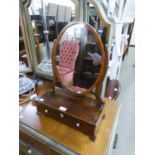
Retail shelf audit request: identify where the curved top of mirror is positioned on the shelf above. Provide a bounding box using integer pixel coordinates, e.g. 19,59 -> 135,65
52,22 -> 108,95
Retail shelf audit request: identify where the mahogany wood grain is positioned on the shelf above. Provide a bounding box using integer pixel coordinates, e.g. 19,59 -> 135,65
36,90 -> 105,140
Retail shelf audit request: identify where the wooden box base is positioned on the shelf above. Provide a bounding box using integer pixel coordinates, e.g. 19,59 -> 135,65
35,90 -> 105,141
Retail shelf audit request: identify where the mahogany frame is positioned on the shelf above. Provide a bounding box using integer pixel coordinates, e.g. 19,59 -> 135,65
51,22 -> 108,107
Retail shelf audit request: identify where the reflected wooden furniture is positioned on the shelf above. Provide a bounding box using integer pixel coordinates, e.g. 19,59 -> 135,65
19,78 -> 120,155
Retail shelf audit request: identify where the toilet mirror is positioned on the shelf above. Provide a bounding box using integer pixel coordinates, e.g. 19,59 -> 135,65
52,22 -> 108,94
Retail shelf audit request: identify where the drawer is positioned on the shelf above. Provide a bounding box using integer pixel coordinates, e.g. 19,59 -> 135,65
20,130 -> 48,154
37,103 -> 95,137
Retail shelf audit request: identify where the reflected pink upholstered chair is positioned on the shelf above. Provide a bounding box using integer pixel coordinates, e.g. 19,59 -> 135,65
57,40 -> 79,85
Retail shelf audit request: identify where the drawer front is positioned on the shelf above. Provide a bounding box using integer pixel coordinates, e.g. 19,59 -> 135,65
20,130 -> 48,154
37,103 -> 95,136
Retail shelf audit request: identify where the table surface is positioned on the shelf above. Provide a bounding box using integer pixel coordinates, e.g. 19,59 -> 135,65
19,79 -> 120,155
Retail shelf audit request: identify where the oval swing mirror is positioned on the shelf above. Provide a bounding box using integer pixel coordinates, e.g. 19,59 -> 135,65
52,22 -> 108,94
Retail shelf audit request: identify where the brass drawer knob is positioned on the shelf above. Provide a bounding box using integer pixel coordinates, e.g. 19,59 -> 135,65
76,123 -> 80,127
44,109 -> 48,113
27,149 -> 32,154
60,113 -> 64,118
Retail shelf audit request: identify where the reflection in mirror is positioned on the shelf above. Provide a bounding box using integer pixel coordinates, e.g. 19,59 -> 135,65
28,0 -> 75,77
56,23 -> 102,94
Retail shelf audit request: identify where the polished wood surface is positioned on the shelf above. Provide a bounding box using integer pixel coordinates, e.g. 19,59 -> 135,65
19,80 -> 120,155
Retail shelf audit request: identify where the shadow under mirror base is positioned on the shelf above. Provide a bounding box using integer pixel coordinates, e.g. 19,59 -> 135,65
35,90 -> 105,141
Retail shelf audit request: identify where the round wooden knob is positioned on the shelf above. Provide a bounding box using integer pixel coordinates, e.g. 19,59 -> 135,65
44,109 -> 48,113
60,113 -> 64,118
27,149 -> 32,154
76,123 -> 80,127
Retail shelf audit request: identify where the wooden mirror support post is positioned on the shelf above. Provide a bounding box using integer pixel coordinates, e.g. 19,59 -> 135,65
35,22 -> 108,141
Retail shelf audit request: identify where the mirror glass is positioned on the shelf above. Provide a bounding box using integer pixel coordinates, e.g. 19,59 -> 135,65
28,0 -> 76,78
55,23 -> 102,94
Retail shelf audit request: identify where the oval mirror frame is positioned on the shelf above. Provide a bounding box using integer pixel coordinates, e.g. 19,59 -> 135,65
52,21 -> 108,95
